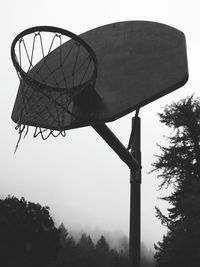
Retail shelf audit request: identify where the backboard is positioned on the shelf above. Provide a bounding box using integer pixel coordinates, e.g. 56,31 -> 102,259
12,21 -> 188,130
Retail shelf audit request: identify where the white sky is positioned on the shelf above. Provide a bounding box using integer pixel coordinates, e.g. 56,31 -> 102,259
1,0 -> 200,250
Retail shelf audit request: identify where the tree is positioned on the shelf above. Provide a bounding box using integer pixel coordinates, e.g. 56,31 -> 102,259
79,233 -> 95,251
95,235 -> 110,267
152,96 -> 200,266
75,234 -> 96,267
53,223 -> 78,267
96,235 -> 110,254
0,196 -> 60,267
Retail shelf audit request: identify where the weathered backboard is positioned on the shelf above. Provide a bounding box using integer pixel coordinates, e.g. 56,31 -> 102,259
12,21 -> 188,130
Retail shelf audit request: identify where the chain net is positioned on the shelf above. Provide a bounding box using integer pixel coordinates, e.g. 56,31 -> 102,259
12,27 -> 97,151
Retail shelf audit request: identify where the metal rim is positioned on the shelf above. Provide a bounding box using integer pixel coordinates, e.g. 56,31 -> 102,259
11,25 -> 98,89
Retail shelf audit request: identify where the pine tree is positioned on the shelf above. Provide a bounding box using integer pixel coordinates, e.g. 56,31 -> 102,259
96,235 -> 110,254
76,233 -> 96,267
152,96 -> 200,267
79,233 -> 95,251
95,235 -> 110,267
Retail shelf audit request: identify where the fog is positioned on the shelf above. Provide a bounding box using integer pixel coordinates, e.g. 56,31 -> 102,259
65,224 -> 155,264
1,0 -> 200,257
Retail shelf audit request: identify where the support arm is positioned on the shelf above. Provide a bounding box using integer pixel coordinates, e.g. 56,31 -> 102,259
92,122 -> 140,172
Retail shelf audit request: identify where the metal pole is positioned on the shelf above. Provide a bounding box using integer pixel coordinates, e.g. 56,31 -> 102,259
129,117 -> 141,267
91,120 -> 141,266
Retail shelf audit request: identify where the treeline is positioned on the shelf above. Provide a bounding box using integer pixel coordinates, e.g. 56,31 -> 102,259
52,225 -> 128,267
52,223 -> 155,267
0,195 -> 154,267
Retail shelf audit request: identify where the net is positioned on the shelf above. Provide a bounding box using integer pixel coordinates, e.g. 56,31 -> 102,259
11,26 -> 97,151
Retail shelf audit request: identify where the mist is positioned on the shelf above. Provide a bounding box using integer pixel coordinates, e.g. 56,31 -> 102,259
67,224 -> 155,266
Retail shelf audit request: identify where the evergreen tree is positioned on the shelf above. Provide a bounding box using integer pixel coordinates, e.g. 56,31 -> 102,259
152,96 -> 200,266
59,223 -> 69,246
96,235 -> 110,254
77,233 -> 96,267
56,225 -> 78,267
95,235 -> 110,267
79,233 -> 95,251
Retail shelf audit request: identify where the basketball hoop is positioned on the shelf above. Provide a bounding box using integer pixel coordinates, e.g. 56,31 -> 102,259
11,26 -> 98,151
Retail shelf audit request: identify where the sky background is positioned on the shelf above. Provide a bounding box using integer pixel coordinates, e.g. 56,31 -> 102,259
1,0 -> 200,250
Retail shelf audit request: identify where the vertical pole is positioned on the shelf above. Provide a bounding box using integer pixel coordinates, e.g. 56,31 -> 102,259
129,117 -> 141,267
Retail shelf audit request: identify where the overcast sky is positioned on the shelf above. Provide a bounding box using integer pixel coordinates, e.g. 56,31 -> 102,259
1,0 -> 200,250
